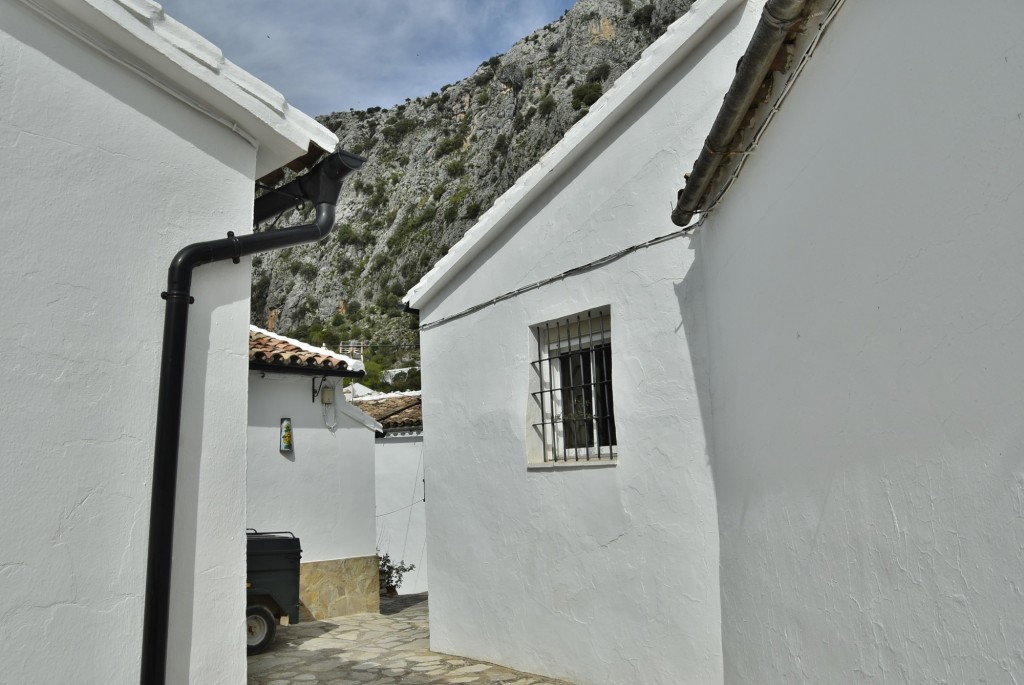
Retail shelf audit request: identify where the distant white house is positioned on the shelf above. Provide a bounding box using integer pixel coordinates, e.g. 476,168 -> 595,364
247,326 -> 382,619
405,0 -> 1024,683
353,391 -> 427,594
0,0 -> 337,682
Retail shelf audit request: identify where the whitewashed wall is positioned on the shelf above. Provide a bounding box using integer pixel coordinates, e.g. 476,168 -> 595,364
413,2 -> 766,682
247,374 -> 377,563
695,1 -> 1024,681
0,3 -> 255,683
375,433 -> 427,594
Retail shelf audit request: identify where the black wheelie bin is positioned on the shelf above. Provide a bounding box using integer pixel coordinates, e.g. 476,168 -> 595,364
246,529 -> 302,654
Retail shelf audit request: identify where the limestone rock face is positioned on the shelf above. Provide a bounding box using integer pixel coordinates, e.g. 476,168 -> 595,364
252,0 -> 693,342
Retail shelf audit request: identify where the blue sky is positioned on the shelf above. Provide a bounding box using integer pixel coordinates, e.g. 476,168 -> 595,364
158,0 -> 577,116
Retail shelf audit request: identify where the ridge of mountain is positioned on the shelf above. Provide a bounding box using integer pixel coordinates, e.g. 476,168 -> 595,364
251,0 -> 693,381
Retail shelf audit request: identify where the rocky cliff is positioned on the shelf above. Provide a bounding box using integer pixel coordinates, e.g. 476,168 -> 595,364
251,0 -> 693,378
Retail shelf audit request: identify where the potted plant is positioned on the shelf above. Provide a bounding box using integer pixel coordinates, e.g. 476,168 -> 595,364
378,552 -> 415,596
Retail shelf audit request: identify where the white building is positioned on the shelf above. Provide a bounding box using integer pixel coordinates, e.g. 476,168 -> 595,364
0,1 -> 337,682
405,0 -> 1024,683
405,1 -> 767,682
673,1 -> 1024,681
247,327 -> 382,619
353,392 -> 428,595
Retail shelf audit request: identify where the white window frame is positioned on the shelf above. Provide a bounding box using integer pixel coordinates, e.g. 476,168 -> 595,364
529,308 -> 617,466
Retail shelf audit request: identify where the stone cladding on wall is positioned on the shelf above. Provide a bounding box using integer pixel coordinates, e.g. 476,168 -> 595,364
299,555 -> 380,619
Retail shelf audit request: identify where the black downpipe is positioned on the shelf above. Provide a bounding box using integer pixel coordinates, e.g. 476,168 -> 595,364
141,149 -> 364,685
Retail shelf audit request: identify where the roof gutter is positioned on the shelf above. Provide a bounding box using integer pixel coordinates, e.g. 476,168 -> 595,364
141,148 -> 364,685
671,0 -> 807,226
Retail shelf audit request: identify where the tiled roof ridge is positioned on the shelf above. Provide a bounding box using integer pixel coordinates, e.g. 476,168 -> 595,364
249,326 -> 363,372
351,393 -> 423,430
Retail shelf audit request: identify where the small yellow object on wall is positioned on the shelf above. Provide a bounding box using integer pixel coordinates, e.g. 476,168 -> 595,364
280,418 -> 293,452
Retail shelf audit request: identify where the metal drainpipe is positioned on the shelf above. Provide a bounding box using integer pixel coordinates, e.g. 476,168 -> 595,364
671,0 -> 807,226
140,149 -> 364,685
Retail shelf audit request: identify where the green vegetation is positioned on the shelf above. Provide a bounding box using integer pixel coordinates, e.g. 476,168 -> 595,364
381,115 -> 419,143
587,62 -> 612,83
251,273 -> 270,314
445,158 -> 466,177
632,4 -> 655,27
387,204 -> 437,250
572,83 -> 603,110
434,135 -> 463,159
287,302 -> 421,392
255,0 -> 694,379
538,94 -> 557,118
449,185 -> 471,206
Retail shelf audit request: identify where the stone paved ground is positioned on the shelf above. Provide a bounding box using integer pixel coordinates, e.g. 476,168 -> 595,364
247,593 -> 573,685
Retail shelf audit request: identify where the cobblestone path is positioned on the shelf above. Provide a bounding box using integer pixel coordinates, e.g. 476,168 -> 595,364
247,593 -> 573,685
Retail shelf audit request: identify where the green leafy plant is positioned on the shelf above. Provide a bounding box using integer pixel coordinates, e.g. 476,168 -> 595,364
587,62 -> 611,83
572,83 -> 603,110
378,552 -> 415,593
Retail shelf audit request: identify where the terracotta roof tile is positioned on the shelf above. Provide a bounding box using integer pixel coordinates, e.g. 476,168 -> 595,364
352,393 -> 422,430
249,326 -> 364,373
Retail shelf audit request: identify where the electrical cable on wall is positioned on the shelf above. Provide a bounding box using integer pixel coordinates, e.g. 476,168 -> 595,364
418,221 -> 700,332
376,499 -> 425,518
400,444 -> 424,562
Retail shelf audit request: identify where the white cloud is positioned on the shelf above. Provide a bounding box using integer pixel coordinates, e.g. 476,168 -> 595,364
158,0 -> 576,115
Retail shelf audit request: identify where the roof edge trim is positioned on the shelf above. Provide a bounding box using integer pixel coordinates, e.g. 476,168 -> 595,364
19,0 -> 337,176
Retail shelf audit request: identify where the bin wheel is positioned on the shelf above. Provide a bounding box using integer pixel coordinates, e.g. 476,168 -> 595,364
246,605 -> 276,655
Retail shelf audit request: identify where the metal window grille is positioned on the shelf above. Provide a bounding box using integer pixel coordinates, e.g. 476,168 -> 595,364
531,310 -> 616,463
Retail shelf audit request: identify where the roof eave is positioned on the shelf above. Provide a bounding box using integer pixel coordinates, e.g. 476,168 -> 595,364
671,0 -> 842,225
248,361 -> 365,379
24,0 -> 338,177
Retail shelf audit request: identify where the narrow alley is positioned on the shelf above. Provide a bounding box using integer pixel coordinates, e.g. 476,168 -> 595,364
247,594 -> 572,685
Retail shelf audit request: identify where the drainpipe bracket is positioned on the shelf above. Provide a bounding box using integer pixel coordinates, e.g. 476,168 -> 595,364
226,231 -> 242,264
762,4 -> 804,32
161,291 -> 195,304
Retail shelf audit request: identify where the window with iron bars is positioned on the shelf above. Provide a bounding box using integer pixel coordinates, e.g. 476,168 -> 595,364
530,309 -> 617,464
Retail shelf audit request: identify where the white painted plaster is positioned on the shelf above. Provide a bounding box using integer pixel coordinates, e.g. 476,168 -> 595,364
374,432 -> 428,594
247,373 -> 378,564
17,0 -> 337,177
694,2 -> 1024,681
410,3 -> 769,682
0,2 -> 335,682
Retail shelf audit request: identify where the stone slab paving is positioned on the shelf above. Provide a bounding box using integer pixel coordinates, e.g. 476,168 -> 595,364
247,593 -> 573,685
